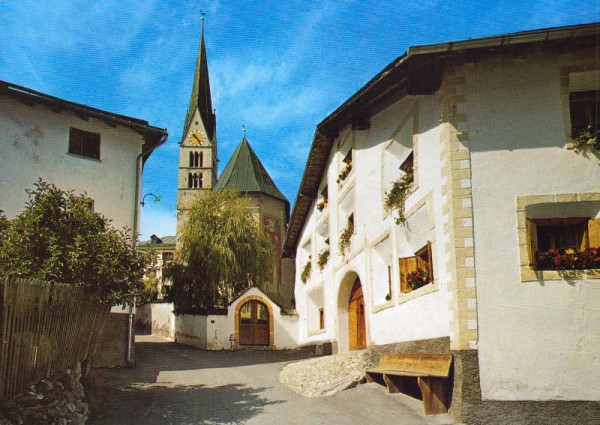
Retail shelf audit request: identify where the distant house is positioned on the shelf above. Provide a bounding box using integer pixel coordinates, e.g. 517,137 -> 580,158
0,80 -> 167,235
139,234 -> 176,296
283,23 -> 600,423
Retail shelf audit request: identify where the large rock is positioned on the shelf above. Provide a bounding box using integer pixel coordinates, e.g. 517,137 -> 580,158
279,351 -> 374,397
0,369 -> 89,425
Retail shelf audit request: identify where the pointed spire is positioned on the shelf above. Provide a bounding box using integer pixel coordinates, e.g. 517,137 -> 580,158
183,12 -> 215,142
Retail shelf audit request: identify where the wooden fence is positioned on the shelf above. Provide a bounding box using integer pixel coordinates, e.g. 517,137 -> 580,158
0,277 -> 110,399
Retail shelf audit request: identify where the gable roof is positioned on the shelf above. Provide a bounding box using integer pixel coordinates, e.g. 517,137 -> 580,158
182,21 -> 216,142
282,22 -> 600,257
139,235 -> 177,248
0,80 -> 167,155
214,137 -> 289,216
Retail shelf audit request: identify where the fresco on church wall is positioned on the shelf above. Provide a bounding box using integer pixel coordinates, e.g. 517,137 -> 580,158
263,214 -> 282,284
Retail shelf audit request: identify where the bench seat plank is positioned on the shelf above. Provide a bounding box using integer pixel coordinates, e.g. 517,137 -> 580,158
366,367 -> 445,378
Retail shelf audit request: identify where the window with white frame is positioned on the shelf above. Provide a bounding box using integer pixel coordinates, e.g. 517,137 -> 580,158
316,220 -> 330,270
300,239 -> 312,284
371,235 -> 393,305
307,288 -> 324,334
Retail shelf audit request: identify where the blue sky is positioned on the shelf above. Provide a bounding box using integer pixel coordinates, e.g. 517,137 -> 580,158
1,1 -> 597,241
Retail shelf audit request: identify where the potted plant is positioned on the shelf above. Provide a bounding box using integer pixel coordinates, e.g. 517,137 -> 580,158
317,248 -> 330,270
536,247 -> 600,270
572,126 -> 600,153
301,258 -> 312,283
384,169 -> 414,224
317,199 -> 327,211
406,266 -> 430,291
336,161 -> 353,184
338,221 -> 354,254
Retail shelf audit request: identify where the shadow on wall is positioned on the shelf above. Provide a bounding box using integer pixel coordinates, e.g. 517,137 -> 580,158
87,383 -> 282,425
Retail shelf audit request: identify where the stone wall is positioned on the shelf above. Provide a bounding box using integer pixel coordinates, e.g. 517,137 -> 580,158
92,313 -> 133,368
0,368 -> 88,425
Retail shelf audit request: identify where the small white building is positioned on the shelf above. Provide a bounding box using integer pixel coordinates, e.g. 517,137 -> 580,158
283,23 -> 600,423
0,80 -> 167,234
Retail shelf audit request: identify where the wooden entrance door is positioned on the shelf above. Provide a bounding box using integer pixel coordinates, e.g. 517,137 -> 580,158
348,278 -> 366,350
238,300 -> 270,346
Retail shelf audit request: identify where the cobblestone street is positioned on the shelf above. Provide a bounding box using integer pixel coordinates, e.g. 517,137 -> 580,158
87,336 -> 453,425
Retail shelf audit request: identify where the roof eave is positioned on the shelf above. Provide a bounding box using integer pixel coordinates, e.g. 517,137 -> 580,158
282,22 -> 600,257
0,81 -> 167,144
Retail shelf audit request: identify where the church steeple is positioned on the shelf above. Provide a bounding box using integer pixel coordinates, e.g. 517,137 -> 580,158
183,16 -> 215,143
177,15 -> 218,237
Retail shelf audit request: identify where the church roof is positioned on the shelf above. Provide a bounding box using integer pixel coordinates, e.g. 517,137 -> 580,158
214,137 -> 289,210
183,21 -> 215,142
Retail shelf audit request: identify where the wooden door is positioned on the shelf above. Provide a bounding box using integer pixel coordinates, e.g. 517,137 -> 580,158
238,301 -> 270,346
348,278 -> 366,351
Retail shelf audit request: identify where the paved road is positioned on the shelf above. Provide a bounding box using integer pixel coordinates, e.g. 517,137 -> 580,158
87,335 -> 453,425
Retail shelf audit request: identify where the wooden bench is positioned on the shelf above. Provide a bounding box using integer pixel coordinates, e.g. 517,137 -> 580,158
365,353 -> 453,415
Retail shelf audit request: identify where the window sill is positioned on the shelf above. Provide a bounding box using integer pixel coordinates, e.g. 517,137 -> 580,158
337,169 -> 355,189
372,298 -> 394,313
66,153 -> 101,162
308,329 -> 326,337
520,266 -> 600,282
397,280 -> 439,304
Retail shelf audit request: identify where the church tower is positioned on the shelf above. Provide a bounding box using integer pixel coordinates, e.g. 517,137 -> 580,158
177,16 -> 217,234
214,136 -> 294,308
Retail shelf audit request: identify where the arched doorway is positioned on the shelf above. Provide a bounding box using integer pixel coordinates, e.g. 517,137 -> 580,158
238,300 -> 270,346
348,278 -> 366,351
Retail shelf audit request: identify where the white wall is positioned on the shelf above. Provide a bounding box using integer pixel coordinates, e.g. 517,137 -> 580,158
0,96 -> 144,232
171,288 -> 299,350
466,53 -> 600,400
174,314 -> 208,349
150,303 -> 175,339
205,314 -> 231,350
294,94 -> 452,352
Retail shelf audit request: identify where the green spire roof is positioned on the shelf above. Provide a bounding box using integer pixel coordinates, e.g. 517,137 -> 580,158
214,137 -> 289,206
183,20 -> 215,142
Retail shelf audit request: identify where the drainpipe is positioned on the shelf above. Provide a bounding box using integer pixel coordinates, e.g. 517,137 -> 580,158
128,130 -> 168,366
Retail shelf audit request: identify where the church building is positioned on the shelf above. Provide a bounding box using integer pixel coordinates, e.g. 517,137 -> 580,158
176,18 -> 293,309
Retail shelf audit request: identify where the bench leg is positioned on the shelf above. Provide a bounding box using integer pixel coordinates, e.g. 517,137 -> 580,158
383,374 -> 401,393
365,372 -> 377,383
418,377 -> 449,415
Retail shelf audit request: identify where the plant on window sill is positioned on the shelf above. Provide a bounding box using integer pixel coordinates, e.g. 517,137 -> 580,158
384,169 -> 414,224
316,199 -> 328,212
572,126 -> 600,153
336,161 -> 353,184
406,266 -> 430,291
535,247 -> 600,270
338,222 -> 354,255
300,258 -> 312,283
317,248 -> 330,270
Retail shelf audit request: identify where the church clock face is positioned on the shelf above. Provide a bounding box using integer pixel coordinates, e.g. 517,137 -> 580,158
189,131 -> 203,145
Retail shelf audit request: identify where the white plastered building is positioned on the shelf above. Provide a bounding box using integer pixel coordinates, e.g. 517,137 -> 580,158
0,80 -> 167,234
283,23 -> 600,423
